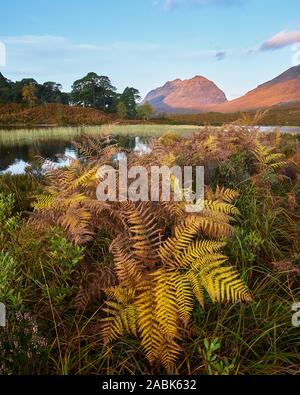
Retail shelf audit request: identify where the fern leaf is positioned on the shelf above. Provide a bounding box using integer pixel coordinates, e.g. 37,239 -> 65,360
153,269 -> 178,339
135,280 -> 165,363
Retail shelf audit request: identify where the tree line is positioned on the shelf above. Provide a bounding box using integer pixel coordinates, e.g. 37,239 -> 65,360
0,72 -> 154,120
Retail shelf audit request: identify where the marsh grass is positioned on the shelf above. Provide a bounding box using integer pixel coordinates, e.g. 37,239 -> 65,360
0,124 -> 200,146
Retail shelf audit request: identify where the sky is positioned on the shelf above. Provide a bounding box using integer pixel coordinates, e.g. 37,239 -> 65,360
0,0 -> 299,100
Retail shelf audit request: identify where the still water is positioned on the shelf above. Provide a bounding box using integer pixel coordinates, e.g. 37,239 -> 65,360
0,136 -> 148,175
0,125 -> 299,175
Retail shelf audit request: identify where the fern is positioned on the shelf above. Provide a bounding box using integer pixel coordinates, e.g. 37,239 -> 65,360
103,202 -> 251,371
31,135 -> 253,372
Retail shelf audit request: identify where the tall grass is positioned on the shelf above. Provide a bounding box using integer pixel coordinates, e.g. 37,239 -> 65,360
0,124 -> 201,146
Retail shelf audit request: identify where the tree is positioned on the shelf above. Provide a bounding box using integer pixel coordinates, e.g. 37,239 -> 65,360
137,102 -> 154,121
40,82 -> 69,104
116,101 -> 128,119
22,82 -> 38,107
0,73 -> 13,103
71,72 -> 117,111
13,78 -> 39,103
119,87 -> 141,119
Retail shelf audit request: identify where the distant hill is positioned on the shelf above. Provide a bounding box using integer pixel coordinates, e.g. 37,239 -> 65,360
214,65 -> 300,113
143,66 -> 300,114
143,76 -> 227,113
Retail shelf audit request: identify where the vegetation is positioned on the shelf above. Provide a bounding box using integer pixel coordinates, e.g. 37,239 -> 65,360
0,72 -> 142,122
0,103 -> 113,127
0,119 -> 300,375
162,103 -> 300,127
137,102 -> 155,120
0,124 -> 199,146
0,73 -> 69,105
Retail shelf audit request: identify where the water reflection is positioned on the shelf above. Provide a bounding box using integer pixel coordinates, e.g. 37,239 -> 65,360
4,159 -> 31,175
0,136 -> 151,175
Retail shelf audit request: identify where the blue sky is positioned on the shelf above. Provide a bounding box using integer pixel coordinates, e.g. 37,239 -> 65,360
0,0 -> 299,100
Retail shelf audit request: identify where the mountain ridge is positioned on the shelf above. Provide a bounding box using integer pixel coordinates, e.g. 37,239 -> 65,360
143,65 -> 300,114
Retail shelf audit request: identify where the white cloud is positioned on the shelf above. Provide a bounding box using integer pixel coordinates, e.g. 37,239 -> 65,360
260,30 -> 300,51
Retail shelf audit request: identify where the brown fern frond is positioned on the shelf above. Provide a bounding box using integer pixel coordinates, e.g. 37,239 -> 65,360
121,201 -> 162,267
75,266 -> 117,311
110,236 -> 143,288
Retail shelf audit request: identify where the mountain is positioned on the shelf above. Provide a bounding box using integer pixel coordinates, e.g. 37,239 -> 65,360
142,79 -> 182,112
143,76 -> 227,113
213,65 -> 300,113
143,66 -> 300,114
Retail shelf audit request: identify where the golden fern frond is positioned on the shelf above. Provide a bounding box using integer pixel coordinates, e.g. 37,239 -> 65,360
200,216 -> 233,239
32,194 -> 56,210
67,165 -> 99,191
204,200 -> 239,216
59,193 -> 88,207
152,269 -> 179,339
159,216 -> 231,268
268,161 -> 287,170
158,216 -> 209,268
105,287 -> 136,304
197,255 -> 251,303
158,237 -> 177,267
174,216 -> 207,251
179,240 -> 226,269
135,280 -> 165,363
102,287 -> 137,344
172,272 -> 194,324
252,142 -> 286,173
264,153 -> 285,164
237,110 -> 268,126
159,338 -> 182,373
186,270 -> 205,307
102,303 -> 137,343
214,186 -> 239,203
